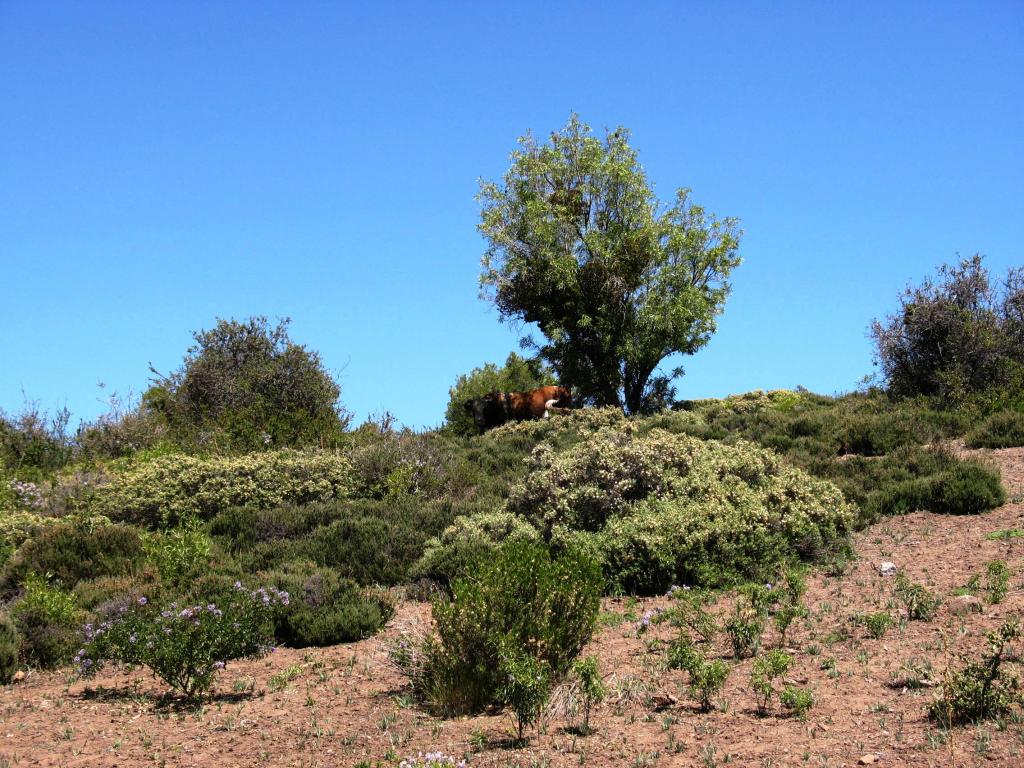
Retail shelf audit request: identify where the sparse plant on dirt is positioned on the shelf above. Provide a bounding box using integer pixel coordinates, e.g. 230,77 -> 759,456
725,585 -> 771,659
667,639 -> 731,712
664,585 -> 719,643
751,649 -> 793,714
929,619 -> 1022,727
398,753 -> 466,768
895,574 -> 940,621
497,639 -> 552,744
570,655 -> 607,735
780,684 -> 814,718
773,565 -> 808,646
862,612 -> 894,639
982,559 -> 1010,605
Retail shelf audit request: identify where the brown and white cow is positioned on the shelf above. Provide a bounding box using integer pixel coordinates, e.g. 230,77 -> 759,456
464,385 -> 572,432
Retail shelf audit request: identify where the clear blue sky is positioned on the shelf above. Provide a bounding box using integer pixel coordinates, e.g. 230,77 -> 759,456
2,1 -> 1021,430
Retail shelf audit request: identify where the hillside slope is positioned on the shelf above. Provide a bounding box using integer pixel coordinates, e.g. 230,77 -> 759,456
1,448 -> 1021,768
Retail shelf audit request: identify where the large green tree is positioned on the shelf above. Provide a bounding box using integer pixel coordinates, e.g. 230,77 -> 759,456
478,115 -> 742,414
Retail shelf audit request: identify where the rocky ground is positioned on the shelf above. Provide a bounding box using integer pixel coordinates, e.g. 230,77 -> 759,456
2,448 -> 1022,768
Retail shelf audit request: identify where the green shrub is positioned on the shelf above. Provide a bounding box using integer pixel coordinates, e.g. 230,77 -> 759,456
751,649 -> 793,714
142,519 -> 212,586
10,573 -> 84,668
72,570 -> 161,611
983,560 -> 1011,605
96,451 -> 351,527
497,640 -> 553,744
2,522 -> 144,592
667,640 -> 730,712
401,541 -> 601,714
570,656 -> 607,735
145,316 -> 348,452
0,405 -> 73,479
925,463 -> 1006,515
260,562 -> 393,646
412,512 -> 541,586
967,411 -> 1024,449
78,583 -> 286,699
895,574 -> 941,621
725,587 -> 770,659
780,685 -> 814,718
929,620 -> 1022,727
213,497 -> 460,587
0,613 -> 18,683
862,612 -> 894,639
837,415 -> 920,457
664,586 -> 718,644
766,565 -> 809,647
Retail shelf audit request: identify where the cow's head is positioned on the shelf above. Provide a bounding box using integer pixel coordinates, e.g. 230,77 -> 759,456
464,392 -> 505,432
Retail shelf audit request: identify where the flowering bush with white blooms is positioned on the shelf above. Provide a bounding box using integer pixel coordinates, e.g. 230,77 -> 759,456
8,479 -> 44,509
430,422 -> 856,594
95,450 -> 352,526
77,583 -> 288,699
399,753 -> 467,768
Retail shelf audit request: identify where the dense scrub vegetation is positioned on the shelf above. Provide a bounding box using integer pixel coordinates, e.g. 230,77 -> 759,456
1,254 -> 1020,706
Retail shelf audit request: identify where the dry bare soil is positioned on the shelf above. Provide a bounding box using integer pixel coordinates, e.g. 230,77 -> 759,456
2,449 -> 1023,768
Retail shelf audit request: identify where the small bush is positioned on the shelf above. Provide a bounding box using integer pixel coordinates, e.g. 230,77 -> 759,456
780,685 -> 814,718
2,522 -> 144,592
96,451 -> 352,527
929,619 -> 1022,727
260,562 -> 393,647
751,649 -> 793,714
497,640 -> 552,744
10,573 -> 83,668
0,613 -> 18,683
895,575 -> 941,621
983,560 -> 1011,605
725,588 -> 769,659
570,656 -> 607,735
773,566 -> 809,646
664,586 -> 718,644
145,316 -> 348,452
967,411 -> 1024,449
667,640 -> 730,712
862,612 -> 894,639
400,541 -> 601,714
78,583 -> 286,699
926,462 -> 1006,515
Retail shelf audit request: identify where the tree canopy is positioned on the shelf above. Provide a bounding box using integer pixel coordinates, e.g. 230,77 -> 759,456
145,317 -> 347,451
478,115 -> 742,414
870,255 -> 1024,406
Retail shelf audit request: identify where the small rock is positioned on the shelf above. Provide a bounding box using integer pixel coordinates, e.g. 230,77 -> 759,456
950,595 -> 984,615
879,562 -> 898,576
858,754 -> 880,765
12,670 -> 25,683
